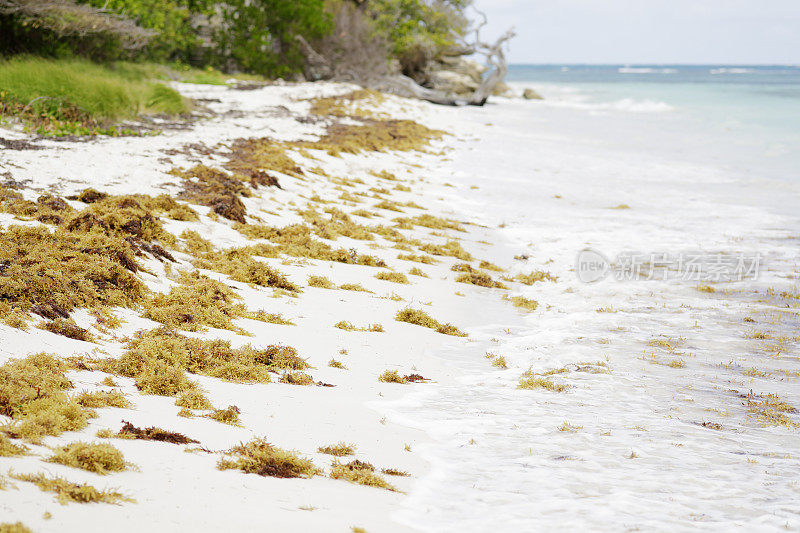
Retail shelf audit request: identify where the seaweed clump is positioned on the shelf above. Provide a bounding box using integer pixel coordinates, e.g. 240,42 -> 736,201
142,271 -> 255,332
101,327 -> 308,394
0,353 -> 95,443
329,459 -> 397,491
10,472 -> 133,504
46,442 -> 127,474
395,308 -> 466,337
218,438 -> 320,478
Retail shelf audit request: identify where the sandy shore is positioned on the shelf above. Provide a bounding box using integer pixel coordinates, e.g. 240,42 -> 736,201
0,82 -> 536,532
2,79 -> 800,532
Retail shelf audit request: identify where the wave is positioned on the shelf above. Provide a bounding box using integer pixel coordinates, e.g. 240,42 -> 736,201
618,67 -> 678,74
709,67 -> 755,74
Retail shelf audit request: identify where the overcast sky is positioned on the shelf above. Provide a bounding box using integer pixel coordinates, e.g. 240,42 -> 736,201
472,0 -> 800,65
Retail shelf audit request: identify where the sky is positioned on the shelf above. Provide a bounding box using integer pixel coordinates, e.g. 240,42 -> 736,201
471,0 -> 800,65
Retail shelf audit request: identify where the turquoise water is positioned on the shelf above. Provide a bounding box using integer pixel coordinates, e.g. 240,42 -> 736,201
506,65 -> 800,183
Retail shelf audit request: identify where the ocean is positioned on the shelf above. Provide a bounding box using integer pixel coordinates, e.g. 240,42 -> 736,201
387,65 -> 800,531
506,64 -> 800,187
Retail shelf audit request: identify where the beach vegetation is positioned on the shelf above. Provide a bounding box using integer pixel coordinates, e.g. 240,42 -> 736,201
46,442 -> 127,474
408,267 -> 428,277
0,523 -> 32,533
455,271 -> 506,289
394,214 -> 463,232
395,308 -> 466,336
0,434 -> 27,457
218,438 -> 320,478
40,318 -> 95,342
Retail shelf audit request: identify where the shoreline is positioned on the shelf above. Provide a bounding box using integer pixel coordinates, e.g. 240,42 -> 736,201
1,79 -> 799,532
0,81 -> 539,532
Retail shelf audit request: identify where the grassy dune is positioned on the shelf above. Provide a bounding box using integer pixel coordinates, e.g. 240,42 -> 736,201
0,57 -> 188,132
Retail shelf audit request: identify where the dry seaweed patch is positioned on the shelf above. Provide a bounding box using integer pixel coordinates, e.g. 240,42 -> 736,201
47,442 -> 127,474
279,372 -> 316,386
218,438 -> 320,478
251,311 -> 295,325
175,390 -> 212,410
0,522 -> 32,533
394,214 -> 464,232
0,434 -> 28,457
207,405 -> 241,425
478,260 -> 504,272
329,459 -> 397,492
299,119 -> 444,157
103,328 -> 308,392
504,294 -> 538,312
41,318 -> 95,342
235,223 -> 386,267
0,353 -> 97,443
192,248 -> 299,292
309,90 -> 386,119
419,240 -> 472,261
103,421 -> 199,444
397,253 -> 437,264
558,422 -> 582,432
11,472 -> 134,505
338,283 -> 371,293
142,271 -> 254,333
0,225 -> 146,324
308,275 -> 335,289
374,200 -> 404,212
395,308 -> 466,337
517,370 -> 567,392
328,359 -> 347,369
335,321 -> 384,332
75,390 -> 131,409
318,442 -> 356,457
514,271 -> 557,285
381,468 -> 411,477
408,267 -> 428,278
696,284 -> 716,293
375,271 -> 410,284
455,271 -> 506,289
746,393 -> 800,429
378,370 -> 408,384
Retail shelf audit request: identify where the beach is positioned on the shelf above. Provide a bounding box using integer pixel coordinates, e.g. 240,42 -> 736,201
1,78 -> 800,533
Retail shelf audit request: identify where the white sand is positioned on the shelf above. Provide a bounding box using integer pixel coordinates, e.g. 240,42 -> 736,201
1,80 -> 800,532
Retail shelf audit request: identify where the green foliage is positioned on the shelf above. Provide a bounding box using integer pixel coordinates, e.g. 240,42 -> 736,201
81,0 -> 215,62
0,57 -> 187,133
215,0 -> 332,77
368,0 -> 472,76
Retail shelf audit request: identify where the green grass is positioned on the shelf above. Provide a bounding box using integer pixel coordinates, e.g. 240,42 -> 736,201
0,57 -> 189,133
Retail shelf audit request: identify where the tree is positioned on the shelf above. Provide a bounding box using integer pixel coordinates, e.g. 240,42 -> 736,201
216,0 -> 332,77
